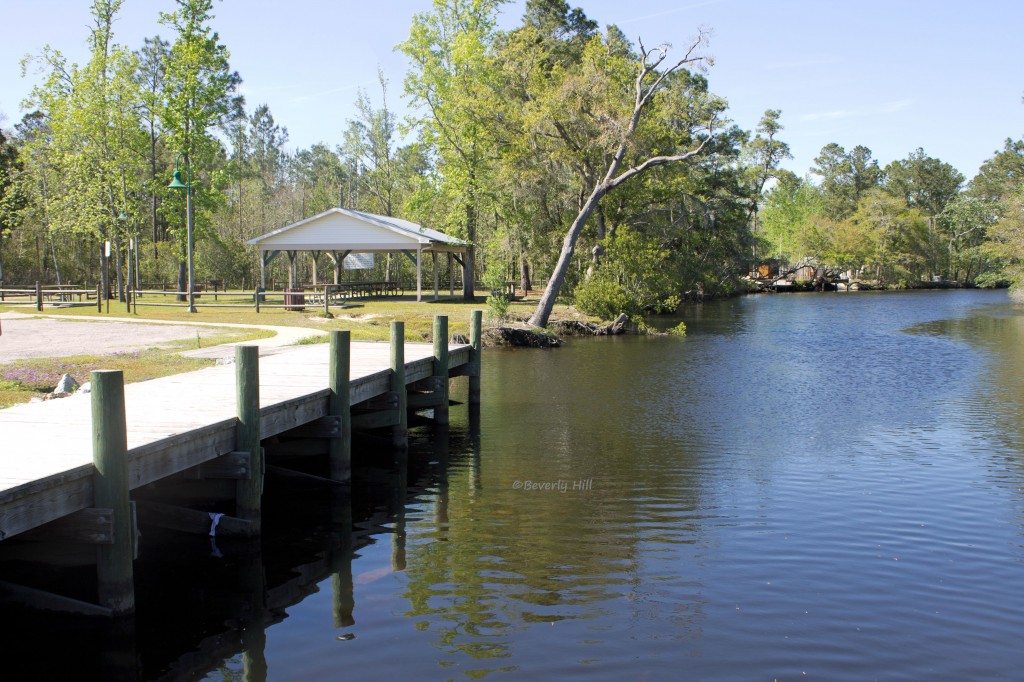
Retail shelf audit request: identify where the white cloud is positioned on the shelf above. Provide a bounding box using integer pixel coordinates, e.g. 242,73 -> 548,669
879,98 -> 913,113
761,58 -> 837,71
801,99 -> 914,122
801,109 -> 857,122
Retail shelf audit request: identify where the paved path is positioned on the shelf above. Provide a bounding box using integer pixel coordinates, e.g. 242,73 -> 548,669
0,311 -> 325,363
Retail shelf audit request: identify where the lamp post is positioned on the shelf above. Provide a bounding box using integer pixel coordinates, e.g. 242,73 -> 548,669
168,153 -> 196,312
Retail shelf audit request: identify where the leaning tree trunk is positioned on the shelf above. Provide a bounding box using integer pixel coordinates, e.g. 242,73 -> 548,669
528,186 -> 605,328
527,38 -> 715,328
586,205 -> 607,282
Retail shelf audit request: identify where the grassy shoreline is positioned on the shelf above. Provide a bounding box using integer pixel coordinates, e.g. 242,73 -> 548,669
0,293 -> 588,407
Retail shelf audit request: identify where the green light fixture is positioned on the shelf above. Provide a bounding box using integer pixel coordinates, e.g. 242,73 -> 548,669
168,169 -> 188,190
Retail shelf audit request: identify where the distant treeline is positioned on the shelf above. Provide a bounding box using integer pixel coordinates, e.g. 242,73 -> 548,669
1,0 -> 1022,325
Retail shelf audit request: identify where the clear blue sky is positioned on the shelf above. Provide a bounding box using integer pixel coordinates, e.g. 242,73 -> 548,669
2,0 -> 1021,181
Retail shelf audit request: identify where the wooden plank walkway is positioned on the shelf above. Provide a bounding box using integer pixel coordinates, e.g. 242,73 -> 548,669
0,340 -> 471,542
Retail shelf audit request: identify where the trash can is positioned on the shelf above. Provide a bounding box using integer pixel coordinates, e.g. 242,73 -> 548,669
284,287 -> 305,311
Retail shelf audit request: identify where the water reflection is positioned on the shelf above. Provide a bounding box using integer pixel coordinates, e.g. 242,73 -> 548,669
5,290 -> 1024,680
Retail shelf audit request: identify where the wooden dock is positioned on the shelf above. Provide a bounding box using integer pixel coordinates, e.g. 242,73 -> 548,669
0,313 -> 482,616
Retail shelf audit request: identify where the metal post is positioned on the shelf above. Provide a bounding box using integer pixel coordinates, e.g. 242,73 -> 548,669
91,369 -> 135,615
124,239 -> 132,315
186,179 -> 196,313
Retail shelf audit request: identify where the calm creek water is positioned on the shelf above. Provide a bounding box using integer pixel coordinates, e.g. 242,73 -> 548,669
6,289 -> 1024,680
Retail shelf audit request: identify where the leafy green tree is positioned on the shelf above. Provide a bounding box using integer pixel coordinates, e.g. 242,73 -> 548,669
884,147 -> 964,277
293,143 -> 349,216
342,71 -> 400,217
850,188 -> 929,283
848,145 -> 882,200
981,187 -> 1024,290
759,171 -> 825,263
969,137 -> 1024,202
812,142 -> 854,220
244,103 -> 289,232
248,104 -> 288,193
884,147 -> 963,221
0,127 -> 23,287
509,29 -> 721,326
968,141 -> 1024,288
490,0 -> 600,292
939,195 -> 998,283
400,0 -> 506,301
573,225 -> 681,320
135,35 -> 170,258
811,143 -> 880,220
21,0 -> 146,299
744,109 -> 791,229
159,0 -> 242,297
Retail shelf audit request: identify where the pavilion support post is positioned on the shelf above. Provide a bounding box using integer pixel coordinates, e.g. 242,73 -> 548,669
235,346 -> 262,534
390,321 -> 408,448
416,247 -> 423,302
311,250 -> 321,288
329,330 -> 352,482
433,315 -> 450,425
432,252 -> 439,301
448,253 -> 455,297
469,309 -> 482,406
91,369 -> 135,616
330,251 -> 340,285
286,250 -> 297,289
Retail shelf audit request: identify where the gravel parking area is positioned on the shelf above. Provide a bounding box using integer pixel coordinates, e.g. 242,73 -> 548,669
0,313 -> 228,363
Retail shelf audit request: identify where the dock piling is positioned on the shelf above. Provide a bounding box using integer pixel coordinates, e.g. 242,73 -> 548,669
469,309 -> 482,405
390,321 -> 408,448
329,330 -> 352,482
235,346 -> 262,533
433,315 -> 450,425
91,369 -> 135,615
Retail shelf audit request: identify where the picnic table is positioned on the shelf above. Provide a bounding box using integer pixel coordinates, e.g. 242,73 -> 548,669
307,282 -> 404,304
